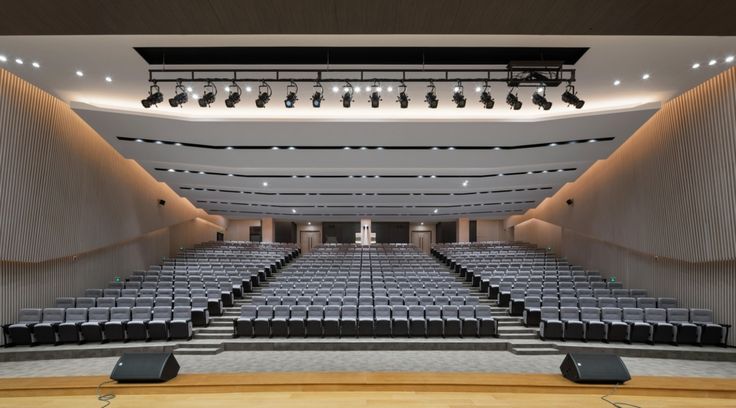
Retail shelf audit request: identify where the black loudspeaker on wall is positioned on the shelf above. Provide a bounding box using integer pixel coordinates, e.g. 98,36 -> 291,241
560,353 -> 631,384
110,352 -> 180,383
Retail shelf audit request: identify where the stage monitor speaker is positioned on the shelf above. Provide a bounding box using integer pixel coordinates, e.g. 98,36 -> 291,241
560,353 -> 631,384
110,352 -> 180,383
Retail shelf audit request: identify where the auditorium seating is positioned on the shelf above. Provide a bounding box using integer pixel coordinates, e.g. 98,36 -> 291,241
432,242 -> 730,346
235,244 -> 497,338
2,242 -> 298,346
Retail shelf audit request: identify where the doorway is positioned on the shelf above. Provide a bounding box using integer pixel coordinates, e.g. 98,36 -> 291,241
411,230 -> 432,254
300,230 -> 321,254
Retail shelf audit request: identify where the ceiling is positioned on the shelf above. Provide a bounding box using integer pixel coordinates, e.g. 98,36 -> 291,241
1,33 -> 734,221
1,0 -> 736,36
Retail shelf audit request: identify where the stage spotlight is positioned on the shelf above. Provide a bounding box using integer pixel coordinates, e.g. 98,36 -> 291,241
141,83 -> 164,108
342,81 -> 354,108
311,82 -> 324,108
561,84 -> 585,109
284,80 -> 298,108
255,81 -> 272,108
168,82 -> 188,108
479,82 -> 494,109
224,82 -> 242,108
425,81 -> 438,109
505,91 -> 522,110
198,82 -> 217,107
397,81 -> 410,109
531,88 -> 552,110
369,80 -> 381,108
452,81 -> 466,108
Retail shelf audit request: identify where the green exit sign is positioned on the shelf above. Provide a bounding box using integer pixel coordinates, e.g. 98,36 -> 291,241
609,276 -> 617,283
114,276 -> 121,283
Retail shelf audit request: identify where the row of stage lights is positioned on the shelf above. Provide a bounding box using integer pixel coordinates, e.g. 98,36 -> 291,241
142,80 -> 585,110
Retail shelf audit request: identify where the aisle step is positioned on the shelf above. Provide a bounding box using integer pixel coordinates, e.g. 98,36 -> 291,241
174,346 -> 224,355
510,347 -> 560,356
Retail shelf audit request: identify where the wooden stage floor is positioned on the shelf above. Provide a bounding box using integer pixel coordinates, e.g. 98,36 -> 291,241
0,372 -> 734,407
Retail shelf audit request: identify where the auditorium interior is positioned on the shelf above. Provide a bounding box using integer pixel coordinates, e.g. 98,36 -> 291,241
1,1 -> 735,407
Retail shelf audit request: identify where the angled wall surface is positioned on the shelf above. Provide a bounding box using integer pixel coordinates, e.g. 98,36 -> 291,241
0,69 -> 225,331
508,68 -> 736,344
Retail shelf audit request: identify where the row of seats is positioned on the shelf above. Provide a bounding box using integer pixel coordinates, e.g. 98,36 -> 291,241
55,296 -> 215,325
252,295 -> 480,307
235,304 -> 498,338
516,296 -> 676,318
538,307 -> 729,346
2,306 -> 193,346
260,288 -> 472,297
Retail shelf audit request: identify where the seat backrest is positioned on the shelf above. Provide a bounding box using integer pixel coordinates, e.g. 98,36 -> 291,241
637,297 -> 657,309
645,308 -> 667,323
100,297 -> 118,308
191,297 -> 208,308
524,296 -> 541,307
87,307 -> 109,323
75,297 -> 96,308
391,305 -> 409,319
155,297 -> 172,308
667,308 -> 690,324
560,307 -> 580,321
458,305 -> 475,319
617,297 -> 636,308
559,297 -> 578,307
55,297 -> 75,309
327,296 -> 343,306
152,306 -> 172,320
343,296 -> 358,306
540,306 -> 559,320
435,296 -> 450,305
425,305 -> 442,319
622,307 -> 644,322
601,307 -> 622,322
597,297 -> 617,308
442,305 -> 459,319
341,305 -> 357,319
689,308 -> 714,324
307,305 -> 324,318
311,296 -> 327,306
85,289 -> 103,297
174,297 -> 191,307
240,305 -> 258,319
136,297 -> 154,307
256,305 -> 274,318
40,308 -> 64,323
612,289 -> 629,297
173,306 -> 191,320
449,296 -> 465,305
408,305 -> 425,319
475,305 -> 493,319
629,289 -> 648,297
121,289 -> 139,297
104,289 -> 121,298
374,296 -> 389,306
580,307 -> 601,321
324,305 -> 340,319
657,298 -> 678,309
282,296 -> 297,306
290,305 -> 307,319
404,296 -> 419,306
110,307 -> 131,321
577,297 -> 597,308
374,305 -> 391,319
64,308 -> 88,323
131,306 -> 152,320
419,296 -> 434,305
116,297 -> 136,308
358,305 -> 374,319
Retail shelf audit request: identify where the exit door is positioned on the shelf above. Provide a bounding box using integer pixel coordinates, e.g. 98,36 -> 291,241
300,231 -> 321,254
411,231 -> 432,254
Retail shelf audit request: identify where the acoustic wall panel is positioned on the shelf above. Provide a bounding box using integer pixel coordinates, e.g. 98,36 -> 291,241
509,68 -> 736,345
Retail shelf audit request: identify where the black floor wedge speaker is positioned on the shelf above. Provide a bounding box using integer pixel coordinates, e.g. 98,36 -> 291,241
560,353 -> 631,384
110,352 -> 180,383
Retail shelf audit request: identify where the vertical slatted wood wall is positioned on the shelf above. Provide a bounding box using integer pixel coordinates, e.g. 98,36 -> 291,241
509,68 -> 736,345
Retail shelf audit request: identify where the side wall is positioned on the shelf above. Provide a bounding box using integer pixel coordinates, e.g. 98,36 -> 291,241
0,69 -> 224,335
224,219 -> 262,241
507,68 -> 736,344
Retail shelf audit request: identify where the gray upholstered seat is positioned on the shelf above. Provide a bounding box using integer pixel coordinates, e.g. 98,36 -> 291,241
690,308 -> 726,346
191,297 -> 211,327
147,306 -> 172,340
442,305 -> 461,337
358,305 -> 375,337
288,305 -> 307,338
580,307 -> 606,341
103,307 -> 131,341
560,307 -> 584,340
623,308 -> 651,343
58,308 -> 88,343
340,305 -> 358,337
667,308 -> 698,345
391,305 -> 409,337
80,307 -> 109,342
425,305 -> 444,337
55,297 -> 75,309
236,305 -> 258,337
475,305 -> 497,337
601,307 -> 628,342
125,307 -> 152,340
32,308 -> 66,345
306,305 -> 324,337
170,306 -> 193,340
408,305 -> 426,337
645,308 -> 674,344
539,307 -> 563,340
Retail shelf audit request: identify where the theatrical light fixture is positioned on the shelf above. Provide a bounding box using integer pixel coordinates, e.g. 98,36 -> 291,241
0,55 -> 6,62
255,81 -> 272,108
198,81 -> 217,107
369,80 -> 382,108
425,81 -> 438,109
342,81 -> 354,108
531,88 -> 552,110
452,81 -> 466,108
168,82 -> 188,108
479,82 -> 494,109
224,82 -> 242,108
32,62 -> 40,68
105,76 -> 112,83
397,81 -> 410,109
560,84 -> 585,109
284,80 -> 298,108
505,91 -> 522,110
311,82 -> 324,108
141,83 -> 164,108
